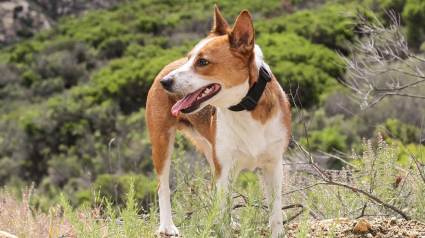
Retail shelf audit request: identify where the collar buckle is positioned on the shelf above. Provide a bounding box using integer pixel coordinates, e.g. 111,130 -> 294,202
238,96 -> 257,111
259,66 -> 271,82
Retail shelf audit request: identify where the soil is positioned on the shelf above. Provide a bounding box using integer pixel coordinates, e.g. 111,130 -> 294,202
285,218 -> 425,238
156,217 -> 425,238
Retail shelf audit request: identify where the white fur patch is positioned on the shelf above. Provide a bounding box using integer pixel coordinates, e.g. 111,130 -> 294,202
215,109 -> 288,170
254,44 -> 272,75
209,79 -> 249,108
165,37 -> 218,95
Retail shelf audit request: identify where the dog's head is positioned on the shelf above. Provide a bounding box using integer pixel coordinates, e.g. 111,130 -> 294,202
161,5 -> 262,116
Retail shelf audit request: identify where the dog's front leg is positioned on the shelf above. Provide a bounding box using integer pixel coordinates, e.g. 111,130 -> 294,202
152,127 -> 179,236
263,161 -> 284,238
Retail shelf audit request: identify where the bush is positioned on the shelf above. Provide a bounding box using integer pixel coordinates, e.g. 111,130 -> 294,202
376,118 -> 420,144
402,0 -> 425,48
364,0 -> 425,48
91,45 -> 184,113
89,173 -> 157,208
99,38 -> 126,59
136,15 -> 164,34
7,41 -> 43,63
41,39 -> 78,54
257,33 -> 342,107
255,4 -> 355,53
48,154 -> 83,187
300,125 -> 347,153
31,77 -> 64,97
21,70 -> 41,87
63,16 -> 129,48
59,52 -> 83,88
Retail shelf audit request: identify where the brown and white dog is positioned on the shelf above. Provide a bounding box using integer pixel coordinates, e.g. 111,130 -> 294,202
146,5 -> 291,237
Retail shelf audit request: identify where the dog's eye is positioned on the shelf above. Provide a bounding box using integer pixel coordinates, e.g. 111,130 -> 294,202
196,58 -> 209,67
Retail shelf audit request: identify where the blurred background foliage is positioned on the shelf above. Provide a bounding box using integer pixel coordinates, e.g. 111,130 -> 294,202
0,0 -> 424,210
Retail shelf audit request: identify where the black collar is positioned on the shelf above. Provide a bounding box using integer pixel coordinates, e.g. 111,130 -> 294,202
228,65 -> 272,111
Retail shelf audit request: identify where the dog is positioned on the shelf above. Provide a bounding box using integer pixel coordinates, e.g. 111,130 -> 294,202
146,5 -> 291,237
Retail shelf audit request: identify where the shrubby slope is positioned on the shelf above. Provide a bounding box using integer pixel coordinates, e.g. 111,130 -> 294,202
0,0 -> 424,208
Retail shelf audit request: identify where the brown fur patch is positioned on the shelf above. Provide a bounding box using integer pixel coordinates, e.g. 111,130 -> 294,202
190,36 -> 252,89
211,4 -> 230,36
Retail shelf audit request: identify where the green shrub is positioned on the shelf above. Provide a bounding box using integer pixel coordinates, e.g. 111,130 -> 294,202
255,4 -> 355,52
91,45 -> 184,113
402,0 -> 425,48
64,16 -> 129,48
89,173 -> 157,208
257,33 -> 342,107
300,125 -> 347,152
7,41 -> 43,63
98,38 -> 126,59
136,15 -> 164,34
19,110 -> 44,137
48,154 -> 83,187
377,118 -> 419,144
59,53 -> 83,88
363,0 -> 425,48
21,70 -> 41,87
31,77 -> 64,97
41,39 -> 78,54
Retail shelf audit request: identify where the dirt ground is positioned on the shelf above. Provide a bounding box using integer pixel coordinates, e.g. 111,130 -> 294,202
157,217 -> 425,237
285,218 -> 425,238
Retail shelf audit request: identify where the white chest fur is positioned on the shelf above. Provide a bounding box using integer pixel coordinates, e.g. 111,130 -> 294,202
214,108 -> 288,171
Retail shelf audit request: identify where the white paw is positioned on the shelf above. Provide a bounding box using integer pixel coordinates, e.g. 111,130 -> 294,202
231,217 -> 241,230
159,224 -> 179,236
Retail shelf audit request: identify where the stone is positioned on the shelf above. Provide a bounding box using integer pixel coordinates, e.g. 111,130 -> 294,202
353,218 -> 372,232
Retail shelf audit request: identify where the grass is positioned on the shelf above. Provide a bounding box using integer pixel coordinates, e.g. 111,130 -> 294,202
0,134 -> 424,237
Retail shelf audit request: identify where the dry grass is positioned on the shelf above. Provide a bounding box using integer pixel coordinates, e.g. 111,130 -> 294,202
0,134 -> 423,238
0,183 -> 73,238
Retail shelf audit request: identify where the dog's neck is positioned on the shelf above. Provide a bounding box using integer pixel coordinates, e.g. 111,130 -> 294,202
211,44 -> 278,123
227,45 -> 278,123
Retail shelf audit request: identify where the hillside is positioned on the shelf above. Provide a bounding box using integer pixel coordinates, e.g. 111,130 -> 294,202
0,0 -> 128,48
0,0 -> 424,235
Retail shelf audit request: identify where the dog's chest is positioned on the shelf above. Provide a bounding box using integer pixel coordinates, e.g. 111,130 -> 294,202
215,109 -> 286,169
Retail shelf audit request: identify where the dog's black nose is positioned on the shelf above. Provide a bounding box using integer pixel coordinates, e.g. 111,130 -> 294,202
160,77 -> 174,90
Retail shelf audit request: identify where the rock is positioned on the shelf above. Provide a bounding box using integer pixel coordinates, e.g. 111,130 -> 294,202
0,0 -> 129,49
0,231 -> 18,238
353,218 -> 372,232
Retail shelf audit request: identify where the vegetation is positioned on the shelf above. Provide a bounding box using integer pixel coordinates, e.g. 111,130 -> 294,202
1,134 -> 424,237
0,0 -> 424,236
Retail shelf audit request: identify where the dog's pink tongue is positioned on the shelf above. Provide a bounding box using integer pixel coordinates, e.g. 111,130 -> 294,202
171,87 -> 205,116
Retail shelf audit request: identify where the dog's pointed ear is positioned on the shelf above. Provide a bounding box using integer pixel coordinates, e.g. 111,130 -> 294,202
229,10 -> 254,53
211,4 -> 230,36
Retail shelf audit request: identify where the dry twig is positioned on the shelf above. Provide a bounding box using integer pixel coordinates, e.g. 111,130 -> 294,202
286,78 -> 412,221
338,9 -> 425,109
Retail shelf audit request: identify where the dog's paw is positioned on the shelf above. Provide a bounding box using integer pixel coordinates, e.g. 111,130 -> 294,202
158,224 -> 179,236
231,218 -> 241,230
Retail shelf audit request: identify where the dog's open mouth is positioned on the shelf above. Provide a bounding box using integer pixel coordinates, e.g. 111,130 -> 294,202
171,84 -> 221,116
